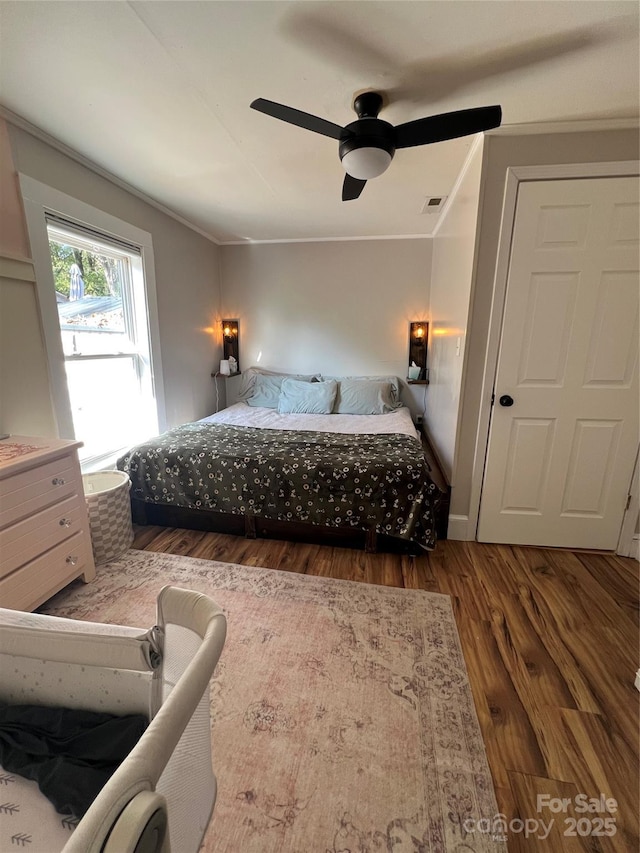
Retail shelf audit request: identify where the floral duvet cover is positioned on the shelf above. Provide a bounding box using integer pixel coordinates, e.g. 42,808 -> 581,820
118,422 -> 442,550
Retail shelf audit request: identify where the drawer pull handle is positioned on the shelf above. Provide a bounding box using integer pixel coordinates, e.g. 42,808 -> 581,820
59,518 -> 72,528
65,556 -> 78,566
52,477 -> 66,486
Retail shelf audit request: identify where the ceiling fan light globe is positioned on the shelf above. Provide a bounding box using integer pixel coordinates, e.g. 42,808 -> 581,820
341,147 -> 392,180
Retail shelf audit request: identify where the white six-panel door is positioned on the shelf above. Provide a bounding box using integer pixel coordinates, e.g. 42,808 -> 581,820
478,176 -> 639,549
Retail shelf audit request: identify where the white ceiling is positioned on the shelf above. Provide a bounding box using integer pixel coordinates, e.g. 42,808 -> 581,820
0,1 -> 638,243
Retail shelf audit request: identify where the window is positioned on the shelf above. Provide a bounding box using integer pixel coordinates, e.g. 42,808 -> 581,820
20,176 -> 165,471
47,219 -> 158,466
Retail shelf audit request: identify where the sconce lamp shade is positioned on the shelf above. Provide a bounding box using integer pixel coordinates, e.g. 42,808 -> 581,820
221,319 -> 239,372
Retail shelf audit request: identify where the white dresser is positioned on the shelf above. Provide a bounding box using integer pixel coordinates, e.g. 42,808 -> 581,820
0,435 -> 96,611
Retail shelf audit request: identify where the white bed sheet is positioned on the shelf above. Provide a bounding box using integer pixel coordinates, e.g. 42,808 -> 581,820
199,402 -> 419,440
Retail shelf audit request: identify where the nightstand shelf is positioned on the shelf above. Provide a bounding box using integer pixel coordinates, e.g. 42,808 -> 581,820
211,371 -> 243,409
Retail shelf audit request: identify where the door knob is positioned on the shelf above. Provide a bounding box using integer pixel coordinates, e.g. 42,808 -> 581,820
499,394 -> 514,407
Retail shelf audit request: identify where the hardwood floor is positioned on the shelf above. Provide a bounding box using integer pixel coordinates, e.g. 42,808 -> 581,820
132,525 -> 639,852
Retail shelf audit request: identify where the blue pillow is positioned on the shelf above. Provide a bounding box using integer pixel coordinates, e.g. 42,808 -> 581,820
333,379 -> 400,414
278,378 -> 338,414
245,374 -> 285,408
239,367 -> 321,407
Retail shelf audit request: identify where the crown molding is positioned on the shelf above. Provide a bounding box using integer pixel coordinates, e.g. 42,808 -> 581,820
0,104 -> 221,245
220,233 -> 433,245
489,117 -> 639,136
9,105 -> 630,248
431,134 -> 484,239
1,106 -> 434,247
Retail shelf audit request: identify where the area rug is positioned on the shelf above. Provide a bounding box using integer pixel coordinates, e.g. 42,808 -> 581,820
41,549 -> 503,852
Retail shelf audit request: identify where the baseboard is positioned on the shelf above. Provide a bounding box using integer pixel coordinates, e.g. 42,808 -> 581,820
447,514 -> 475,541
617,534 -> 640,560
448,519 -> 639,551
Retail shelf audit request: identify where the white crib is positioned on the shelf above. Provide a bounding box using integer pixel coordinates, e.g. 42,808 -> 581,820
0,586 -> 227,853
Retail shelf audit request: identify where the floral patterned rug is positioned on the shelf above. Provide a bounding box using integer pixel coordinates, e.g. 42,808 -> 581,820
41,549 -> 503,852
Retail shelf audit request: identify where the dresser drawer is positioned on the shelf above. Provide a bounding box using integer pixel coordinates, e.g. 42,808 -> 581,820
0,454 -> 79,529
0,494 -> 85,579
0,532 -> 89,611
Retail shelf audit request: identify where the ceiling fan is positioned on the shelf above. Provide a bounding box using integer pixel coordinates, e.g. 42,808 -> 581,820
250,92 -> 501,201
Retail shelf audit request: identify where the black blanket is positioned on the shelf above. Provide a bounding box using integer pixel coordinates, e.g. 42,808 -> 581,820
118,422 -> 443,550
0,702 -> 147,817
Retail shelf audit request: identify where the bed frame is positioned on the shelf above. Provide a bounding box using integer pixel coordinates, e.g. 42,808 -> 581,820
130,431 -> 450,553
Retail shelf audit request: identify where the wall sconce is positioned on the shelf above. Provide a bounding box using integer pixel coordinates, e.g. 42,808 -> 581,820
221,319 -> 239,372
408,321 -> 428,382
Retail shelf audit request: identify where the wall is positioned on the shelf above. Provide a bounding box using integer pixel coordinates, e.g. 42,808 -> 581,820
0,117 -> 58,436
453,126 -> 640,526
220,239 -> 431,415
424,139 -> 484,481
5,122 -> 222,432
0,119 -> 30,260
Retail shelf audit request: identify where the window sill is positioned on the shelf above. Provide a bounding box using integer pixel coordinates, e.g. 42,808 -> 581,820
81,447 -> 129,473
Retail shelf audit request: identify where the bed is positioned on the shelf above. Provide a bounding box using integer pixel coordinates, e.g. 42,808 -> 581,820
118,372 -> 446,553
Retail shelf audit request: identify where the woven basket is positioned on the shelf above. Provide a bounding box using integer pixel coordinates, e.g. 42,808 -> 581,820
82,471 -> 134,565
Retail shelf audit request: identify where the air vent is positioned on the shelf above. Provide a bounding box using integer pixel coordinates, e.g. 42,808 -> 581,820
420,196 -> 447,214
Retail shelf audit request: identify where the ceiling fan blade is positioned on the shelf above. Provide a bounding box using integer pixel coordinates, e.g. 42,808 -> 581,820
342,174 -> 367,201
395,105 -> 502,149
250,98 -> 344,140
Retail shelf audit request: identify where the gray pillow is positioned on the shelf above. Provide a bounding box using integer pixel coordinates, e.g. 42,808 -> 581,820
278,378 -> 338,414
245,373 -> 286,408
323,374 -> 401,403
333,378 -> 400,415
238,367 -> 321,406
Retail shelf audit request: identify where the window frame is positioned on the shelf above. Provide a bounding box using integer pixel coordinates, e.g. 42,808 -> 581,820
20,175 -> 166,469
